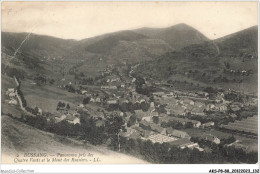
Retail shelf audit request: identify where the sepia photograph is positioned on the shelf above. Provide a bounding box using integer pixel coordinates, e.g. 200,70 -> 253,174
0,1 -> 259,172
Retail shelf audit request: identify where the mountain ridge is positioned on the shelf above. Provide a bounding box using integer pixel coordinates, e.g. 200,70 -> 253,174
1,24 -> 257,89
135,25 -> 258,94
134,23 -> 210,49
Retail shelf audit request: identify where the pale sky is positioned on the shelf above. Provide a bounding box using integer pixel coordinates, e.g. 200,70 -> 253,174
1,1 -> 258,40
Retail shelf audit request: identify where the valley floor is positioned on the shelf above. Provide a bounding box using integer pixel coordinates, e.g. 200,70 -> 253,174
1,115 -> 148,164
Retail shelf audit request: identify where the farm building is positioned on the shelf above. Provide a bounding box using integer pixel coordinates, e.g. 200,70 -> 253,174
55,114 -> 67,123
119,128 -> 137,138
150,123 -> 165,134
190,107 -> 205,116
166,105 -> 186,116
118,98 -> 129,104
181,98 -> 195,106
7,88 -> 15,93
202,121 -> 215,128
201,134 -> 220,144
169,138 -> 203,151
165,117 -> 201,128
8,92 -> 16,97
8,99 -> 18,105
168,129 -> 190,139
6,88 -> 16,97
66,115 -> 80,125
77,104 -> 84,108
142,116 -> 152,122
81,90 -> 88,95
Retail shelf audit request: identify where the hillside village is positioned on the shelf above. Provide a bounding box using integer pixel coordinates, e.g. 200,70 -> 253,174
1,23 -> 258,164
3,60 -> 257,155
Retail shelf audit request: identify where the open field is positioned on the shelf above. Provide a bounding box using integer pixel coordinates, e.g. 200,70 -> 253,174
2,75 -> 16,89
21,79 -> 85,113
220,115 -> 258,135
1,103 -> 23,119
1,115 -> 147,164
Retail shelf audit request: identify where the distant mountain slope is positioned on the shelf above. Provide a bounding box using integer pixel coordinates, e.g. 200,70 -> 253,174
136,25 -> 258,94
76,31 -> 174,64
2,32 -> 77,59
215,26 -> 258,58
2,24 -> 256,84
1,29 -> 174,79
134,23 -> 209,49
1,32 -> 79,78
2,115 -> 147,164
103,38 -> 173,64
84,31 -> 147,53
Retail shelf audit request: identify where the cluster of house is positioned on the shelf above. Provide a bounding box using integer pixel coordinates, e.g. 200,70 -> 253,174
101,85 -> 118,90
229,102 -> 243,112
54,105 -> 81,125
120,115 -> 205,151
100,64 -> 114,76
106,77 -> 120,83
245,97 -> 258,107
153,91 -> 230,117
101,82 -> 130,90
153,90 -> 209,99
118,106 -> 222,151
54,113 -> 80,125
98,88 -> 150,106
201,134 -> 221,144
165,98 -> 206,116
159,116 -> 202,127
34,107 -> 43,116
80,90 -> 104,104
100,74 -> 124,90
54,98 -> 111,125
227,69 -> 249,76
107,97 -> 130,105
5,88 -> 18,105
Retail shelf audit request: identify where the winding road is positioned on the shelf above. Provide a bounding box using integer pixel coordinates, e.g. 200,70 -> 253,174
13,76 -> 35,117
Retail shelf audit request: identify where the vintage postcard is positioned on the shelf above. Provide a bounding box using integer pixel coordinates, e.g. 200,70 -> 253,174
1,1 -> 259,172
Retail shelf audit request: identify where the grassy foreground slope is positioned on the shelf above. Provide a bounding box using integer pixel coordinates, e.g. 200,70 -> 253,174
1,115 -> 147,164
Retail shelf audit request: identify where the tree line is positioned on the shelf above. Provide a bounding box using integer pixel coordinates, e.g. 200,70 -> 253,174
6,111 -> 257,164
110,135 -> 257,164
